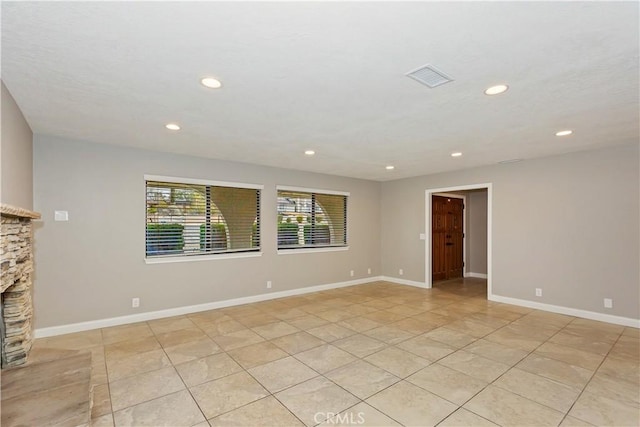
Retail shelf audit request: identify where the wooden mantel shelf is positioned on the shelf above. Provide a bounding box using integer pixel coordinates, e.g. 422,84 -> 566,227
0,204 -> 41,220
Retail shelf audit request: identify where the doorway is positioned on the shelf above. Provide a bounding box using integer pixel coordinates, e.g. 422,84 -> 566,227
432,195 -> 464,282
425,183 -> 493,298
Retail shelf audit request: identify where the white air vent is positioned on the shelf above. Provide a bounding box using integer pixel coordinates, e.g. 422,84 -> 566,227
405,64 -> 453,88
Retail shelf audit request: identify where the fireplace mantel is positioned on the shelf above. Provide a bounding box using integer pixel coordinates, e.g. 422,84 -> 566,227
0,204 -> 41,220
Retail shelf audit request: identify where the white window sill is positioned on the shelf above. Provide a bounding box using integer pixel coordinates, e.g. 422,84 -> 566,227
145,251 -> 262,264
277,246 -> 349,255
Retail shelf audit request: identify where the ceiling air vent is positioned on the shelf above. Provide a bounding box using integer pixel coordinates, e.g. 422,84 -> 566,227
405,64 -> 453,88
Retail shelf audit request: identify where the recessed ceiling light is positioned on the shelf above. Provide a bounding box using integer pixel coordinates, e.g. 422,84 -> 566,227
385,165 -> 395,170
304,150 -> 315,156
451,152 -> 462,157
555,130 -> 573,136
484,84 -> 509,95
165,123 -> 181,131
200,77 -> 222,89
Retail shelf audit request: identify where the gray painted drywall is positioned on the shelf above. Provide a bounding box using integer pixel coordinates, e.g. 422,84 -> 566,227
1,81 -> 33,209
32,135 -> 381,328
466,191 -> 488,275
381,144 -> 639,319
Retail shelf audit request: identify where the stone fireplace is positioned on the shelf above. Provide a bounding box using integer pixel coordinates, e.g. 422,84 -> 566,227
0,204 -> 40,368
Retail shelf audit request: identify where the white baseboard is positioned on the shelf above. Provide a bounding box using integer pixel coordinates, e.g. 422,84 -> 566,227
34,276 -> 384,338
464,272 -> 488,279
380,276 -> 427,289
489,294 -> 640,328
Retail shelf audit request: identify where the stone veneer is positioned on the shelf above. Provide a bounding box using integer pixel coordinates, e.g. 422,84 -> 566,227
1,204 -> 40,368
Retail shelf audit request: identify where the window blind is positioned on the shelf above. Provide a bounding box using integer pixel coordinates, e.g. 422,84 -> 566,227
277,189 -> 347,249
146,180 -> 260,258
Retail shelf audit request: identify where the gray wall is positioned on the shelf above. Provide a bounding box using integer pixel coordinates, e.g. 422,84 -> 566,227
381,144 -> 639,319
33,136 -> 381,328
466,190 -> 487,275
1,81 -> 33,209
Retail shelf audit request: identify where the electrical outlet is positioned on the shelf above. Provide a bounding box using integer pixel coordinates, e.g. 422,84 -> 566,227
399,269 -> 404,276
132,297 -> 140,308
350,270 -> 354,277
266,281 -> 272,289
535,288 -> 542,297
367,268 -> 371,275
604,298 -> 613,309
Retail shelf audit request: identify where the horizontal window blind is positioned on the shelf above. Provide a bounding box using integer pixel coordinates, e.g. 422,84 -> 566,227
146,180 -> 260,258
277,189 -> 347,249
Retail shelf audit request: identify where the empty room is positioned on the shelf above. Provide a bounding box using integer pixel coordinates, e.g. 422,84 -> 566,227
0,2 -> 638,427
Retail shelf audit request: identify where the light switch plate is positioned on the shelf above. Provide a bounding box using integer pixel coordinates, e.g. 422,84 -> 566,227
419,233 -> 426,240
54,211 -> 69,221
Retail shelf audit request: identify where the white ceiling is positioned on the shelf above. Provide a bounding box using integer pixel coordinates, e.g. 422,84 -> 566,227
2,2 -> 638,181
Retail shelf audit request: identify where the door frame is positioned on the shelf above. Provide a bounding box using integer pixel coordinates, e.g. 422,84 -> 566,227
432,193 -> 467,278
425,183 -> 492,298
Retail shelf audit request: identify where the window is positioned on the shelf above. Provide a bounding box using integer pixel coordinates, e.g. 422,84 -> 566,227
145,176 -> 261,260
277,186 -> 348,250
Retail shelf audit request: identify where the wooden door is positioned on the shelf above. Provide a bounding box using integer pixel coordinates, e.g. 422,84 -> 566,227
432,196 -> 464,281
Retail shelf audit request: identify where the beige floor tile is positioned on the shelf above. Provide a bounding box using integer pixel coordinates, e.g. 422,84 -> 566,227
423,327 -> 477,348
385,305 -> 424,317
464,385 -> 564,426
287,314 -> 330,330
208,396 -> 303,426
325,359 -> 399,399
101,323 -> 154,345
227,341 -> 288,369
407,363 -> 488,405
584,372 -> 640,405
175,353 -> 243,387
517,353 -> 593,389
364,346 -> 430,378
559,415 -> 595,426
569,391 -> 640,427
212,329 -> 264,351
609,335 -> 640,360
365,380 -> 457,426
113,390 -> 205,426
333,334 -> 387,358
597,355 -> 640,384
251,321 -> 300,340
190,371 -> 269,419
307,323 -> 356,342
622,327 -> 640,339
395,335 -> 456,361
294,344 -> 356,373
37,330 -> 104,350
92,413 -> 115,427
337,316 -> 382,333
106,348 -> 171,382
315,308 -> 356,322
494,368 -> 581,412
438,408 -> 498,426
363,325 -> 414,345
109,366 -> 185,411
463,339 -> 529,366
363,310 -> 407,324
148,316 -> 196,334
271,331 -> 325,354
445,319 -> 497,338
163,337 -> 221,365
199,319 -> 246,337
155,327 -> 208,348
342,304 -> 379,317
362,299 -> 397,310
275,377 -> 360,426
236,312 -> 279,328
534,341 -> 605,370
484,329 -> 543,352
91,383 -> 112,419
248,356 -> 318,393
389,317 -> 436,335
549,331 -> 614,356
319,402 -> 401,427
439,350 -> 510,382
104,336 -> 161,361
271,307 -> 308,321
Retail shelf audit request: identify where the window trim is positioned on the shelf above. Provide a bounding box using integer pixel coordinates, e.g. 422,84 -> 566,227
276,185 -> 349,252
144,174 -> 263,263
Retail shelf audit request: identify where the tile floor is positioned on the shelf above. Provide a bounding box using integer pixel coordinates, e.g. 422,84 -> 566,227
28,279 -> 639,427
